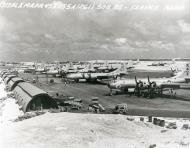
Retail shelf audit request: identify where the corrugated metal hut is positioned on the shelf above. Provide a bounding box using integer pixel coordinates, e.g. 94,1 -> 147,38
4,75 -> 17,84
2,73 -> 9,81
14,82 -> 58,112
8,77 -> 25,91
0,71 -> 8,77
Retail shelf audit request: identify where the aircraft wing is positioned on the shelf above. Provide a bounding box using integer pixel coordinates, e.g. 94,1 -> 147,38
111,83 -> 136,90
97,79 -> 111,84
159,83 -> 190,90
160,83 -> 180,89
96,75 -> 115,80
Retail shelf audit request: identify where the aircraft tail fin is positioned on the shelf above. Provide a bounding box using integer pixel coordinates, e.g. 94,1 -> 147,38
127,60 -> 134,68
185,63 -> 190,77
110,63 -> 128,75
88,62 -> 94,70
120,62 -> 127,72
69,62 -> 74,69
172,58 -> 176,64
173,63 -> 190,78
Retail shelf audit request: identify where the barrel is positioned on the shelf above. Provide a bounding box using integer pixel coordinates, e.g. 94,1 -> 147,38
140,117 -> 144,122
159,120 -> 165,127
153,118 -> 157,125
148,116 -> 152,122
156,119 -> 161,125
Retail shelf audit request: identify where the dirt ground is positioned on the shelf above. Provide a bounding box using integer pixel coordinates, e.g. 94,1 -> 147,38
1,112 -> 190,148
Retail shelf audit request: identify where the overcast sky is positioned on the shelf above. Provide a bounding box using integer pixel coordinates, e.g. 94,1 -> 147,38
0,0 -> 190,62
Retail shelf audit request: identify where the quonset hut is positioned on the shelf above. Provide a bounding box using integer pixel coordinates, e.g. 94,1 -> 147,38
1,71 -> 58,113
0,70 -> 8,77
4,75 -> 17,84
2,73 -> 9,81
8,77 -> 25,91
13,82 -> 58,112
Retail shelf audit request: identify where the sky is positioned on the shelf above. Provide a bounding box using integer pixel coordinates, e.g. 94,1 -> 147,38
0,0 -> 190,62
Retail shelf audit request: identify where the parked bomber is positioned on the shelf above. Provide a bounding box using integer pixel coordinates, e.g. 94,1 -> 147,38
35,67 -> 46,73
96,60 -> 117,72
61,62 -> 78,74
65,63 -> 128,83
128,60 -> 176,75
107,63 -> 190,98
35,64 -> 47,73
77,62 -> 96,73
42,67 -> 61,77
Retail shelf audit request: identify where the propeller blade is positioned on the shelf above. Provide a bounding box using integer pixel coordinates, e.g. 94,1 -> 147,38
135,76 -> 137,84
107,81 -> 110,88
115,75 -> 118,80
148,76 -> 150,84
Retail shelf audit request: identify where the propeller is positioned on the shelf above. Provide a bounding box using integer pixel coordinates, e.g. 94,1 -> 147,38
148,76 -> 157,88
135,76 -> 137,84
82,73 -> 85,79
147,76 -> 157,98
107,80 -> 115,96
135,76 -> 143,87
134,76 -> 143,96
87,73 -> 91,79
107,81 -> 111,88
113,75 -> 117,81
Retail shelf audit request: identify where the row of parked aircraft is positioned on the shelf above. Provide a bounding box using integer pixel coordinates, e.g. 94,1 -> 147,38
65,63 -> 128,83
31,60 -> 190,99
7,59 -> 190,98
15,60 -> 178,81
22,61 -> 116,75
107,63 -> 190,98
